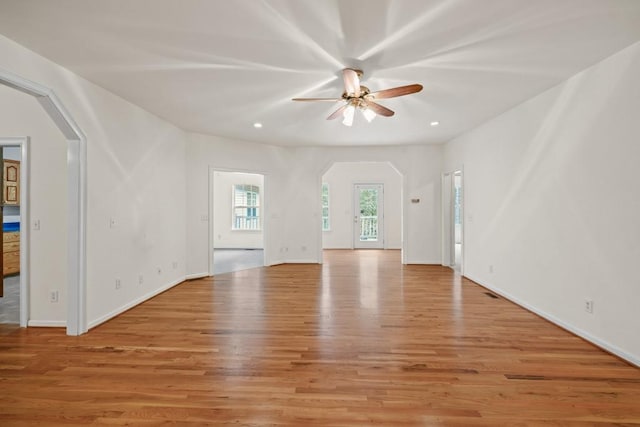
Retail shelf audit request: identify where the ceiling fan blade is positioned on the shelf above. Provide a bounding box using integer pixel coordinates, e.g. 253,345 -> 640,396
342,68 -> 361,97
326,103 -> 349,120
365,101 -> 395,117
292,97 -> 343,102
368,84 -> 423,100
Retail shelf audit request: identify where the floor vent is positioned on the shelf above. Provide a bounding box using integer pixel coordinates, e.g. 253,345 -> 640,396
484,292 -> 499,299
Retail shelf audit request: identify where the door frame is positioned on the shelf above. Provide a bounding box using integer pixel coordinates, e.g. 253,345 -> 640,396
0,69 -> 87,335
0,137 -> 29,327
441,168 -> 464,274
441,172 -> 453,267
353,183 -> 384,249
208,166 -> 268,276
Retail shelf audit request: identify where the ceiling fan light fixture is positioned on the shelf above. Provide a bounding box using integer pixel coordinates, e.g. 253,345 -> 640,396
342,105 -> 355,126
362,107 -> 376,123
296,68 -> 422,125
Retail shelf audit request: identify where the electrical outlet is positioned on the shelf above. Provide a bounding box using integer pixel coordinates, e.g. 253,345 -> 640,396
585,299 -> 594,314
138,275 -> 144,285
109,217 -> 117,228
50,290 -> 59,303
172,261 -> 178,269
115,279 -> 121,290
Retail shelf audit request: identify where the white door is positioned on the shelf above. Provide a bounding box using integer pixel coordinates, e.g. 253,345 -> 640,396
354,184 -> 384,249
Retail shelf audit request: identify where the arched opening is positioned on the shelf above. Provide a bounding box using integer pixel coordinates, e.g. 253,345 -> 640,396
0,69 -> 86,335
319,161 -> 405,261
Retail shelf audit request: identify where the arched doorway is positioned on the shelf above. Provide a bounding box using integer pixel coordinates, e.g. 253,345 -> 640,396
0,69 -> 86,335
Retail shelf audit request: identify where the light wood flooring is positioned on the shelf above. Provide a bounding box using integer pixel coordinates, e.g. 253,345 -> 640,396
1,250 -> 639,425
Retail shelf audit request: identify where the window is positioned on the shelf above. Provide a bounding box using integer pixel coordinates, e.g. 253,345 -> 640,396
322,183 -> 330,231
233,184 -> 260,230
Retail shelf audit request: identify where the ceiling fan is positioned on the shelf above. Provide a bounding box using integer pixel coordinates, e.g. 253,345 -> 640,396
292,68 -> 423,126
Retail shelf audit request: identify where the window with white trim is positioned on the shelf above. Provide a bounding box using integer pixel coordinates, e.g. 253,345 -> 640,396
322,183 -> 330,231
233,184 -> 260,230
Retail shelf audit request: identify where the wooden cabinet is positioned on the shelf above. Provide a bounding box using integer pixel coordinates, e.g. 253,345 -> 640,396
3,159 -> 20,205
2,159 -> 21,278
3,231 -> 20,276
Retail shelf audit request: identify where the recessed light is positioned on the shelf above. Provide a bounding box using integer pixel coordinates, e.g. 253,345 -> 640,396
253,122 -> 263,128
430,121 -> 440,127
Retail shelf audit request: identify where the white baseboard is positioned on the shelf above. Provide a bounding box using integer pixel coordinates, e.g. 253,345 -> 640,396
88,277 -> 185,330
404,259 -> 442,265
285,258 -> 321,264
27,320 -> 66,328
185,272 -> 209,280
465,274 -> 640,368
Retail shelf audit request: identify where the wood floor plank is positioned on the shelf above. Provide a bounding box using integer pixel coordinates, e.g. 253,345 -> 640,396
1,250 -> 639,425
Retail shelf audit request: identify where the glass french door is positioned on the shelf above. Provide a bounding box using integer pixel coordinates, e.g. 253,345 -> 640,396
353,184 -> 384,249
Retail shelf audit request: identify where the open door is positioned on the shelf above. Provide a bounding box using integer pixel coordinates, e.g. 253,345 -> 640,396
353,184 -> 384,249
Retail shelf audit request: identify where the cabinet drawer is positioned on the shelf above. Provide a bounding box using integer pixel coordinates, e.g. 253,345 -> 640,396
3,232 -> 20,243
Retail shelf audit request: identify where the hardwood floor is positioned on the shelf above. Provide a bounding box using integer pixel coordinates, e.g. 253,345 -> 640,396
1,250 -> 639,425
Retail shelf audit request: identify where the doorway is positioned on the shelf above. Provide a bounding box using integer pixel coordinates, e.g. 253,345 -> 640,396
453,171 -> 463,271
442,170 -> 463,272
210,170 -> 265,275
320,161 -> 402,255
0,141 -> 28,326
1,70 -> 86,335
354,184 -> 384,249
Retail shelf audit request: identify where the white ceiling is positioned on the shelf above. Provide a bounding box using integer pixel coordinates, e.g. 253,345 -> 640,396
2,0 -> 640,147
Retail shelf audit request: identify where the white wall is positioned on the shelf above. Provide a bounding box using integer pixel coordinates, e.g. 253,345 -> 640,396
186,133 -> 289,275
0,34 -> 188,328
322,162 -> 402,249
290,145 -> 443,265
213,171 -> 263,249
3,146 -> 21,160
2,147 -> 21,219
443,41 -> 640,365
186,139 -> 442,276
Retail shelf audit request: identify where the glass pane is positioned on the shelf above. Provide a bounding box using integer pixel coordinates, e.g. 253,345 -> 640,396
359,188 -> 378,241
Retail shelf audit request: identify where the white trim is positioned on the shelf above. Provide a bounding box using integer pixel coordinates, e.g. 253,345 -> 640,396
0,137 -> 30,327
185,272 -> 209,280
318,161 -> 405,264
441,172 -> 453,267
404,259 -> 442,265
353,183 -> 385,250
285,259 -> 321,264
88,277 -> 185,330
465,274 -> 640,368
27,320 -> 66,328
208,166 -> 269,276
208,167 -> 214,276
0,69 -> 87,336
